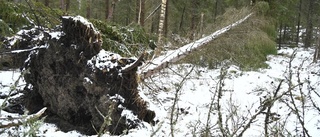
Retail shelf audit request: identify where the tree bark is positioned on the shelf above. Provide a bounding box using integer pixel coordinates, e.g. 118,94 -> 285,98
60,0 -> 65,10
136,0 -> 145,26
105,0 -> 109,20
179,6 -> 185,32
140,0 -> 145,26
190,0 -> 200,40
304,0 -> 315,48
278,22 -> 283,49
86,0 -> 91,19
164,0 -> 169,37
313,24 -> 320,62
157,0 -> 167,45
295,0 -> 302,46
107,0 -> 117,21
65,0 -> 70,11
44,0 -> 49,7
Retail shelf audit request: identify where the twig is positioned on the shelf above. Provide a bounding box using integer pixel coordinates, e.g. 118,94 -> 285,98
264,80 -> 283,137
0,107 -> 47,129
170,66 -> 194,137
217,68 -> 228,137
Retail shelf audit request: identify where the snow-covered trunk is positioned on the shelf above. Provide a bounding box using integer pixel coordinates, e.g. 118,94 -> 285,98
140,13 -> 252,79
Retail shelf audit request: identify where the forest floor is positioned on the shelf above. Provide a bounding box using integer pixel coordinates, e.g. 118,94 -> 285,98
0,46 -> 320,136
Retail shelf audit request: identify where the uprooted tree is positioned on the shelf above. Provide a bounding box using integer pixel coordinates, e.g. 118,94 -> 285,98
1,9 -> 252,135
17,16 -> 155,135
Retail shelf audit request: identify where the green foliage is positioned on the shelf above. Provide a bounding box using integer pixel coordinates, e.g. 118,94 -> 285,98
0,0 -> 30,35
240,31 -> 277,69
0,19 -> 13,36
0,0 -> 62,37
181,9 -> 277,70
253,1 -> 270,16
91,19 -> 156,56
22,116 -> 45,137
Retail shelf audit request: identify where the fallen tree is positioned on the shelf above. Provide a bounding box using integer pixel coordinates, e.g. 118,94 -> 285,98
18,16 -> 155,135
139,13 -> 252,79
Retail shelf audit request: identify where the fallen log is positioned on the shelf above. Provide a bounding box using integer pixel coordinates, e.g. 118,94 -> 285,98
139,13 -> 252,79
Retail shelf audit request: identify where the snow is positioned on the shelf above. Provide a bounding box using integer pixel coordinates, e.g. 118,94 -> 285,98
87,49 -> 122,71
1,13 -> 320,136
1,47 -> 320,136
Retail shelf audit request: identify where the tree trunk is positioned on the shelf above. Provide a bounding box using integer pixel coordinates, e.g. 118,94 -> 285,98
107,0 -> 117,21
283,25 -> 287,44
157,0 -> 167,45
60,0 -> 65,10
295,0 -> 302,46
304,0 -> 315,48
164,0 -> 169,37
214,0 -> 218,22
179,6 -> 186,32
105,0 -> 109,20
190,0 -> 200,40
136,0 -> 145,26
278,22 -> 283,49
140,0 -> 145,26
313,23 -> 320,62
86,0 -> 91,19
199,12 -> 204,38
44,0 -> 49,7
65,0 -> 70,11
136,0 -> 139,24
141,14 -> 252,79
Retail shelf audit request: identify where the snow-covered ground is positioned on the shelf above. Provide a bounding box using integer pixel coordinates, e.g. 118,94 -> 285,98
1,47 -> 320,136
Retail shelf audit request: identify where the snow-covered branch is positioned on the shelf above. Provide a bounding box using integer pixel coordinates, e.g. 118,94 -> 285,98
0,107 -> 47,129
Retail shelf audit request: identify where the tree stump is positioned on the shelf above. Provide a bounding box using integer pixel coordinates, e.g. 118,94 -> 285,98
23,16 -> 155,135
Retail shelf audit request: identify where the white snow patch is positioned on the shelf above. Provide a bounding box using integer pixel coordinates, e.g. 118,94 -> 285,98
87,49 -> 121,71
110,94 -> 125,103
83,77 -> 93,84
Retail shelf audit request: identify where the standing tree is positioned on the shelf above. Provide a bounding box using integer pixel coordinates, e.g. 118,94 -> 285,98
106,0 -> 118,21
295,0 -> 302,46
304,0 -> 315,48
105,0 -> 109,20
190,0 -> 200,40
157,0 -> 167,45
44,0 -> 49,7
60,0 -> 65,10
65,0 -> 70,11
86,0 -> 91,19
136,0 -> 145,26
164,0 -> 169,37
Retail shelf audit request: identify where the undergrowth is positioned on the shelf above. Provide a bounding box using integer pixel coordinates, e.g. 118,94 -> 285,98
180,6 -> 277,70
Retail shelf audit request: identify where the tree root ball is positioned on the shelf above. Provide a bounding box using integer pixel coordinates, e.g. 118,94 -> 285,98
22,16 -> 155,135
